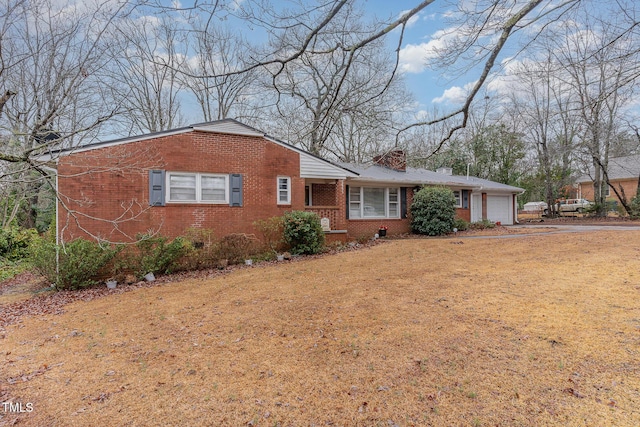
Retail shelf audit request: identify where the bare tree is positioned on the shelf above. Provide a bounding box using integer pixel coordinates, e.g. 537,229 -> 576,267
507,54 -> 577,212
555,16 -> 638,215
0,0 -> 133,227
108,15 -> 186,134
1,0 -> 638,228
180,24 -> 258,122
252,3 -> 412,158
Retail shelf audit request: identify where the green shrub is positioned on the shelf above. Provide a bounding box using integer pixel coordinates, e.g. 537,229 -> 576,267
31,238 -> 118,290
0,261 -> 28,282
282,211 -> 325,255
135,234 -> 189,278
630,196 -> 640,218
468,219 -> 496,230
410,187 -> 456,236
453,218 -> 469,231
0,227 -> 39,261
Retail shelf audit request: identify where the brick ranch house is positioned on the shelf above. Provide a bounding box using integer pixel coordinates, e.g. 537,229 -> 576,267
576,154 -> 640,208
41,119 -> 523,245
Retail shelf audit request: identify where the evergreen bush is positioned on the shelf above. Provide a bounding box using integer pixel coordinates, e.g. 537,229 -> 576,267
0,227 -> 39,261
468,219 -> 496,230
453,217 -> 469,231
410,186 -> 456,236
630,195 -> 640,219
135,234 -> 189,278
30,238 -> 118,290
282,211 -> 325,255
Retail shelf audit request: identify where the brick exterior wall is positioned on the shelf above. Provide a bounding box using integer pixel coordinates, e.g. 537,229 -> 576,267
57,131 -> 304,243
579,179 -> 639,205
310,183 -> 337,206
305,180 -> 348,231
456,207 -> 471,222
372,150 -> 407,172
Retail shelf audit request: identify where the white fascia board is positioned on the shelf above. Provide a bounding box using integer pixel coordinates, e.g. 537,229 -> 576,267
191,126 -> 264,137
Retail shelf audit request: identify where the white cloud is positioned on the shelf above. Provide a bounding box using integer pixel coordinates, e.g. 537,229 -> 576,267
432,81 -> 478,104
399,38 -> 446,74
230,0 -> 246,11
398,9 -> 421,29
398,28 -> 457,74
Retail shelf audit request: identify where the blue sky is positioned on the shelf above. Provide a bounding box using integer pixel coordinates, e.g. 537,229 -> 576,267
363,1 -> 455,113
153,0 -> 637,122
213,0 -> 463,115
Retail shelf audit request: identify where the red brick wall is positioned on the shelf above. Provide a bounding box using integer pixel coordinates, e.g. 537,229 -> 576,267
305,181 -> 348,230
57,131 -> 304,243
456,207 -> 471,222
579,179 -> 638,205
311,183 -> 336,206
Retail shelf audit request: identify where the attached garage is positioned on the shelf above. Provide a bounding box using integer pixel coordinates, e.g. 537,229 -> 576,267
486,194 -> 514,225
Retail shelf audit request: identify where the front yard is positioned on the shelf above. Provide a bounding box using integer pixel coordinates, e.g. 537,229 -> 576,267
2,230 -> 640,426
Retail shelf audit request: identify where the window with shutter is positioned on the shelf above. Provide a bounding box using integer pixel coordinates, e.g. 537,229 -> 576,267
166,172 -> 229,204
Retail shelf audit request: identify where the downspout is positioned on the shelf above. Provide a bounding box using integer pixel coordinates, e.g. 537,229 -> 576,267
515,190 -> 526,224
40,164 -> 60,286
55,173 -> 59,281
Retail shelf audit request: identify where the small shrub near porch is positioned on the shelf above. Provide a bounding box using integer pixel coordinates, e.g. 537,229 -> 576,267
283,211 -> 325,255
410,186 -> 456,236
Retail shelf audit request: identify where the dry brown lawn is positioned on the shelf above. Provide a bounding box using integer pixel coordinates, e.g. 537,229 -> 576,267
2,230 -> 640,426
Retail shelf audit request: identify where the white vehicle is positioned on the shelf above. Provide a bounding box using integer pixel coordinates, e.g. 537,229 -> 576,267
522,201 -> 548,213
556,198 -> 592,214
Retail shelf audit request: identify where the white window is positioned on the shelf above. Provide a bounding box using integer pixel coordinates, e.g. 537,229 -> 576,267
388,188 -> 399,217
349,187 -> 401,219
453,190 -> 463,208
167,172 -> 228,203
277,176 -> 291,204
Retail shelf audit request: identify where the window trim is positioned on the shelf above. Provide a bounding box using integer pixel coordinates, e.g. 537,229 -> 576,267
166,172 -> 229,204
277,176 -> 291,205
348,186 -> 401,219
453,190 -> 463,208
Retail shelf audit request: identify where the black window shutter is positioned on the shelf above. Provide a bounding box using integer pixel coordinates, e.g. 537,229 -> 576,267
462,189 -> 469,209
229,174 -> 243,207
149,170 -> 165,206
345,185 -> 350,219
401,187 -> 408,218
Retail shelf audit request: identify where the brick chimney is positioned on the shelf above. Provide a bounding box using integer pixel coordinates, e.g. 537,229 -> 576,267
373,150 -> 406,172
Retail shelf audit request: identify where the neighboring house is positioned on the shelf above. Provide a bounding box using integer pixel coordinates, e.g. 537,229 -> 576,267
576,154 -> 640,206
42,119 -> 523,244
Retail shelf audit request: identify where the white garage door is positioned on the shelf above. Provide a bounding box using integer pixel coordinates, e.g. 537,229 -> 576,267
486,195 -> 513,225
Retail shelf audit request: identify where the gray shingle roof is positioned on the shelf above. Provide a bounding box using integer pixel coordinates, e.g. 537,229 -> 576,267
339,163 -> 524,193
576,154 -> 640,183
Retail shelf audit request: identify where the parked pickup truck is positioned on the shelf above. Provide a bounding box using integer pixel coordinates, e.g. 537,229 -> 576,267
556,198 -> 592,214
